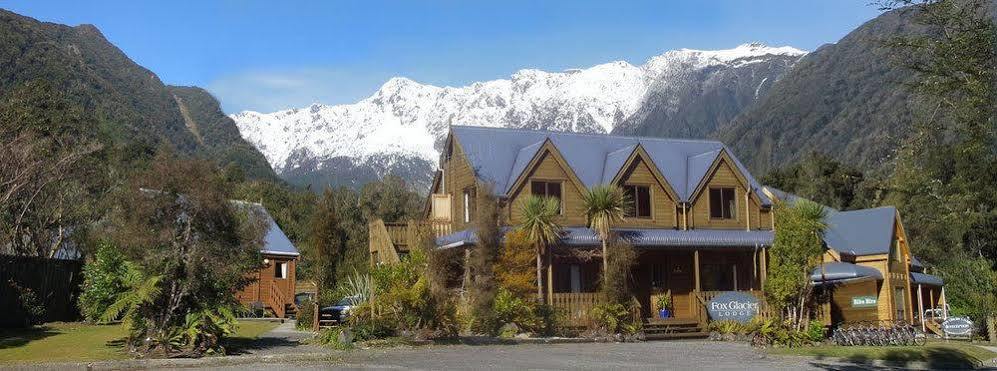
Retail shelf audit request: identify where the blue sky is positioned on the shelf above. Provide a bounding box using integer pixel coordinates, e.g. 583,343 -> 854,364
5,1 -> 882,113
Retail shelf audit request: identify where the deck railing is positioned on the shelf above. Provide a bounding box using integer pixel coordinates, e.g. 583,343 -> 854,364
267,280 -> 292,318
548,292 -> 603,326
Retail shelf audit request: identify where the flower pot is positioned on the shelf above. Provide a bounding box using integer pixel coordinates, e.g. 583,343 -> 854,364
659,308 -> 671,318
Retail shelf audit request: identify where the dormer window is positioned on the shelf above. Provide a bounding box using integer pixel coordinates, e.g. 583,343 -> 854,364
530,181 -> 562,214
623,185 -> 651,218
709,187 -> 736,220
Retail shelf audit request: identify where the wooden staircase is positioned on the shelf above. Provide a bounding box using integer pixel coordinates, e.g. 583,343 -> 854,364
644,318 -> 709,340
266,280 -> 297,319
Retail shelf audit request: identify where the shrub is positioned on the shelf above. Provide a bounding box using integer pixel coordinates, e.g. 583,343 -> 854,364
495,230 -> 537,298
804,319 -> 826,343
78,242 -> 130,323
346,248 -> 459,340
8,279 -> 44,327
588,302 -> 641,336
749,317 -> 816,348
296,300 -> 315,330
315,326 -> 354,350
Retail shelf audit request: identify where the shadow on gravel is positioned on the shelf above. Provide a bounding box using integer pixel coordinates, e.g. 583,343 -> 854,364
224,336 -> 304,355
807,347 -> 983,370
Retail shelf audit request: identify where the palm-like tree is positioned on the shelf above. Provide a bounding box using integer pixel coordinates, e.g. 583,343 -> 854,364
581,185 -> 630,273
518,195 -> 562,303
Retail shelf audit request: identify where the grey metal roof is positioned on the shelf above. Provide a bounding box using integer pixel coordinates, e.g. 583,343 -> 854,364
233,201 -> 300,256
910,256 -> 925,272
823,206 -> 897,256
810,262 -> 883,283
910,272 -> 944,286
437,227 -> 774,249
762,187 -> 897,257
451,126 -> 771,205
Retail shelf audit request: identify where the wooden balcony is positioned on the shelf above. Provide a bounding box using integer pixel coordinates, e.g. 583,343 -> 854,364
430,194 -> 452,221
369,219 -> 454,265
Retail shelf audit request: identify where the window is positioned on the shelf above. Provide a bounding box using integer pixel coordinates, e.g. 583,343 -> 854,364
623,185 -> 651,218
709,188 -> 736,220
274,261 -> 287,279
463,187 -> 476,223
530,181 -> 562,213
895,287 -> 906,319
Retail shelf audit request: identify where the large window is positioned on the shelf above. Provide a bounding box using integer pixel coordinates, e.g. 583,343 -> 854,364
623,185 -> 651,218
530,181 -> 562,214
709,187 -> 736,220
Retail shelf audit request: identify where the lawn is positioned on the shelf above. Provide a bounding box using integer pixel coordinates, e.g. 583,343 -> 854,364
0,320 -> 280,363
772,340 -> 997,369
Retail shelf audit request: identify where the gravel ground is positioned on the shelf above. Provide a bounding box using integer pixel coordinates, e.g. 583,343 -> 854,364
234,321 -> 326,356
172,341 -> 901,370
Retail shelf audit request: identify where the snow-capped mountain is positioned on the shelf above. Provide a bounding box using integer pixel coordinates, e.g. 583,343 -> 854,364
232,43 -> 806,191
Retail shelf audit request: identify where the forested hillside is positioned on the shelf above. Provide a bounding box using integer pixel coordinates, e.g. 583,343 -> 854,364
718,1 -> 997,174
0,9 -> 275,179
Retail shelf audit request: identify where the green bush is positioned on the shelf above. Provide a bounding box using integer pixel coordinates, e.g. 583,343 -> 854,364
804,320 -> 826,342
345,249 -> 458,340
589,302 -> 640,335
750,318 -> 815,348
8,279 -> 44,327
296,300 -> 315,330
78,242 -> 130,322
315,327 -> 354,350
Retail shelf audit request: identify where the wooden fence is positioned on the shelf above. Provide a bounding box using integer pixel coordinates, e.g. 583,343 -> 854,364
549,292 -> 602,326
0,255 -> 83,328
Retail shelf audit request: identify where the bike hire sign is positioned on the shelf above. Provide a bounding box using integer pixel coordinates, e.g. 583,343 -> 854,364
942,317 -> 974,338
707,292 -> 759,323
851,296 -> 877,308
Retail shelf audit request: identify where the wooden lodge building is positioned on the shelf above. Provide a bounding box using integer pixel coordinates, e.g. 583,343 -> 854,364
368,126 -> 946,334
232,201 -> 299,319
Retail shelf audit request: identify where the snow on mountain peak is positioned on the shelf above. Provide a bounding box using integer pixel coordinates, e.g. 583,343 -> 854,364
232,43 -> 807,181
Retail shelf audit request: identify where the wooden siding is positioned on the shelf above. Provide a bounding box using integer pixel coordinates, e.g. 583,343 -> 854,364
689,158 -> 768,230
235,254 -> 297,315
831,280 -> 880,323
508,150 -> 588,227
615,156 -> 678,229
443,139 -> 480,231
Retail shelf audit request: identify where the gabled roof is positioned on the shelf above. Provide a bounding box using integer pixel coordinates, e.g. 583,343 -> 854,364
450,126 -> 770,204
232,201 -> 300,257
761,187 -> 898,257
823,206 -> 897,257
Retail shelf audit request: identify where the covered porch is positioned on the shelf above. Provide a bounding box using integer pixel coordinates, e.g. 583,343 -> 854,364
547,247 -> 769,325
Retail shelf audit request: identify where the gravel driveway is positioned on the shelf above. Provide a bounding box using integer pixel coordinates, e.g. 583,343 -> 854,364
178,341 -> 893,370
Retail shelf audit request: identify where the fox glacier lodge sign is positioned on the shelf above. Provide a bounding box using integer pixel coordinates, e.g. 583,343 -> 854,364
707,292 -> 760,323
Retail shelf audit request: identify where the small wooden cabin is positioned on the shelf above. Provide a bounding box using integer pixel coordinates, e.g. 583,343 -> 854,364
232,202 -> 299,318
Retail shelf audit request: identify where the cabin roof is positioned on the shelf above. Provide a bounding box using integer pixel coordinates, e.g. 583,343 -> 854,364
437,227 -> 774,249
450,126 -> 770,205
232,201 -> 300,257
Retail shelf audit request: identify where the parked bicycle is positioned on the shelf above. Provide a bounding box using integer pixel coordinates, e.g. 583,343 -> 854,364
831,320 -> 926,346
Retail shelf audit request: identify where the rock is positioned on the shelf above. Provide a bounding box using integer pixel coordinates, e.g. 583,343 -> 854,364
338,328 -> 354,344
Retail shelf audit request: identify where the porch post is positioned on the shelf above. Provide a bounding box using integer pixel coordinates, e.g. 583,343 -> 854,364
759,248 -> 767,287
929,288 -> 936,320
941,287 -> 948,319
917,284 -> 925,333
694,250 -> 701,292
547,248 -> 553,305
